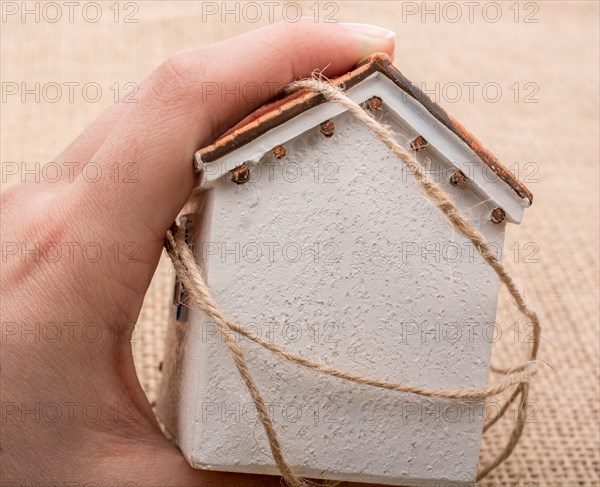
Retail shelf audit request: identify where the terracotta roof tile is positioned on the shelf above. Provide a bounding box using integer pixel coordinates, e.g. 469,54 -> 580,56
196,53 -> 532,204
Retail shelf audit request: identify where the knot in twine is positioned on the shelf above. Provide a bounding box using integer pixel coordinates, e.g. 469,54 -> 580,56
165,77 -> 541,487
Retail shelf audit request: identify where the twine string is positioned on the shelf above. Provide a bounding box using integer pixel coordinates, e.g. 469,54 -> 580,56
165,77 -> 541,486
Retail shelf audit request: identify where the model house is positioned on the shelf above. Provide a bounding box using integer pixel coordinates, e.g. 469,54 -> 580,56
157,53 -> 532,486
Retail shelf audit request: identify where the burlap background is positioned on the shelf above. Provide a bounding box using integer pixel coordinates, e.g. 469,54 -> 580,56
2,1 -> 598,485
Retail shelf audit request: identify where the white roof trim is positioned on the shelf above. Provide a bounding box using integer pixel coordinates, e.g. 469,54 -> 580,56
196,72 -> 528,224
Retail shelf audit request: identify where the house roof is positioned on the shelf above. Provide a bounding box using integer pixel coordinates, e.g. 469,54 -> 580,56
196,53 -> 532,204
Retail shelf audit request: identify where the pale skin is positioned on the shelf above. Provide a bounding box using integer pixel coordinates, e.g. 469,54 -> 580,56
1,20 -> 395,486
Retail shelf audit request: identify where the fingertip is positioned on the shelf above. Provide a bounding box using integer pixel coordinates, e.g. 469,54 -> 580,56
339,22 -> 396,59
284,19 -> 397,70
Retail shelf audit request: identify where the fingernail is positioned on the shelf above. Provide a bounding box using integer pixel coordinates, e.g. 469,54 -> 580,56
341,23 -> 396,40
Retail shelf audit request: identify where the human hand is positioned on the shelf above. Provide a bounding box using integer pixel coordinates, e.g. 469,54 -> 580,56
1,20 -> 394,486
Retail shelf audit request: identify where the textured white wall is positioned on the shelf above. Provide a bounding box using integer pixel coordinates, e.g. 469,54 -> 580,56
159,106 -> 507,486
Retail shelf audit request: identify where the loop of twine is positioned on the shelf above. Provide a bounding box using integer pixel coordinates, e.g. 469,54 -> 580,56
165,78 -> 541,486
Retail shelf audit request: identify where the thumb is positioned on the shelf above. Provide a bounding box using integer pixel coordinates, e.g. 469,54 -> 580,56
66,20 -> 395,251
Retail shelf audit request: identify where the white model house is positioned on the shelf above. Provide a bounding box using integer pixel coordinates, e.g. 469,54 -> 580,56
157,53 -> 532,486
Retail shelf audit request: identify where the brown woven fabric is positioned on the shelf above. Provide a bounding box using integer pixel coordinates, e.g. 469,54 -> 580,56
2,2 -> 598,485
